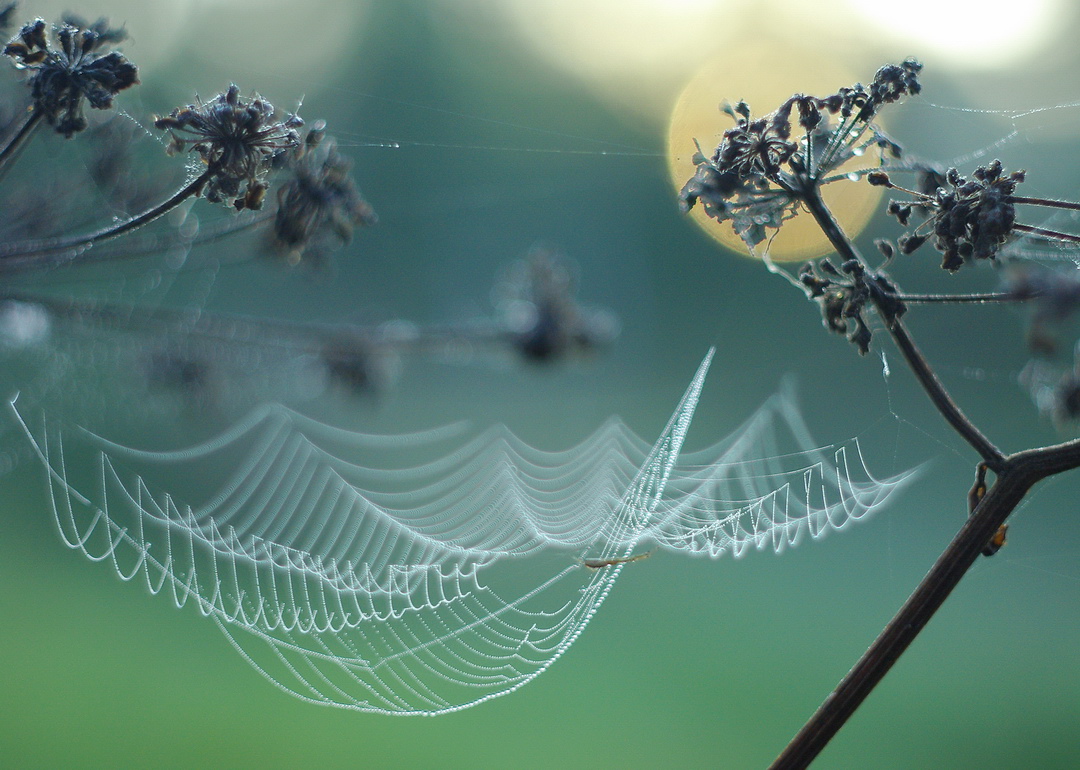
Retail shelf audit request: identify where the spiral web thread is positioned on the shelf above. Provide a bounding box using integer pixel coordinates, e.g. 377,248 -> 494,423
11,349 -> 916,714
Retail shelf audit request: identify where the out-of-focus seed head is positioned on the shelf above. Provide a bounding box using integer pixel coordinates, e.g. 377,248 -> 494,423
271,120 -> 377,265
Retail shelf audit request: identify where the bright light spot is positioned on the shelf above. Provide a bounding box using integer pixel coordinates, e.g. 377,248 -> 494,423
841,0 -> 1062,65
666,45 -> 883,261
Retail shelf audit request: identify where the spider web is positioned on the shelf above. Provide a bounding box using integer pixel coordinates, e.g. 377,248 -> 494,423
11,349 -> 915,714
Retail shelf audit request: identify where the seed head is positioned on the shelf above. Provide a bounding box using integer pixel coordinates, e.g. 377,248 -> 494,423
3,17 -> 138,137
931,160 -> 1024,271
271,120 -> 377,265
154,84 -> 303,210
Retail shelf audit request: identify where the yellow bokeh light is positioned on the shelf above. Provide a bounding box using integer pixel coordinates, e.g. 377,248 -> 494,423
667,45 -> 884,261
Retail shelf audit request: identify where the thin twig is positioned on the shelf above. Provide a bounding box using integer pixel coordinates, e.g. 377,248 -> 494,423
758,179 -> 1071,768
770,459 -> 1039,769
1013,223 -> 1080,244
1009,195 -> 1080,212
0,167 -> 214,270
0,108 -> 42,181
896,291 -> 1024,305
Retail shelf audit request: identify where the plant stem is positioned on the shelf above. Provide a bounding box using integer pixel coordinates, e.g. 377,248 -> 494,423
769,459 -> 1038,769
0,109 -> 42,181
896,291 -> 1023,305
758,180 -> 1080,767
0,207 -> 275,274
0,167 -> 213,270
1009,195 -> 1080,212
1013,223 -> 1080,244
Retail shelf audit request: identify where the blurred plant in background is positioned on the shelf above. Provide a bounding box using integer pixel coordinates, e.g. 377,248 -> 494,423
0,5 -> 618,440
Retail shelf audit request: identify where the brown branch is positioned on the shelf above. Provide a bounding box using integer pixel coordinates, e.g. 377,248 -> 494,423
1013,223 -> 1080,244
0,108 -> 42,181
896,291 -> 1024,305
754,179 -> 1080,767
769,459 -> 1040,768
1009,195 -> 1080,212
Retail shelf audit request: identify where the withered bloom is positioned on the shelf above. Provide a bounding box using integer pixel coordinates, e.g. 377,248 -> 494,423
931,161 -> 1024,271
887,160 -> 1025,271
680,60 -> 922,251
272,120 -> 377,264
2,17 -> 138,137
154,84 -> 302,211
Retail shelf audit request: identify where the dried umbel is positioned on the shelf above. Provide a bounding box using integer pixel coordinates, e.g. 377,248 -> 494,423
881,159 -> 1025,271
680,60 -> 921,250
2,16 -> 138,137
272,120 -> 377,264
798,258 -> 904,355
154,84 -> 302,210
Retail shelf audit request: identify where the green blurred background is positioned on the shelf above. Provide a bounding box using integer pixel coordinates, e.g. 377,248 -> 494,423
3,0 -> 1080,767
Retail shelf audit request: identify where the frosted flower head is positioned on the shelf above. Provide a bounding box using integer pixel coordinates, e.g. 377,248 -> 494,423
3,16 -> 138,137
154,84 -> 303,211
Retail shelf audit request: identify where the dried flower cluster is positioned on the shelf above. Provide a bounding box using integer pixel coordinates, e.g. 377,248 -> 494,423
797,257 -> 904,355
154,84 -> 303,211
272,120 -> 377,264
495,249 -> 619,362
679,60 -> 921,249
2,15 -> 137,137
878,159 -> 1026,271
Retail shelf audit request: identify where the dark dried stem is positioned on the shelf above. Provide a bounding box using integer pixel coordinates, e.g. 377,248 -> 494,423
760,181 -> 1062,768
1012,223 -> 1080,244
896,291 -> 1025,305
0,167 -> 214,270
769,459 -> 1038,768
1009,195 -> 1080,212
0,108 -> 42,180
771,428 -> 1080,768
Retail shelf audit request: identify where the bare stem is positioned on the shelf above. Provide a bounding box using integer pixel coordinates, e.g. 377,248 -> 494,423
896,291 -> 1024,305
769,429 -> 1080,768
1013,223 -> 1080,244
0,167 -> 214,271
769,460 -> 1038,769
757,179 -> 1079,767
0,109 -> 42,181
1009,195 -> 1080,212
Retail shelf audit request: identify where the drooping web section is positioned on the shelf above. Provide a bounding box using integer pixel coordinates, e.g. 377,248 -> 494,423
11,349 -> 916,714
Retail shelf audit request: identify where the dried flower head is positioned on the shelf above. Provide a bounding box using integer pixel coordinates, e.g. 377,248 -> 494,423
271,120 -> 377,265
2,16 -> 138,137
154,84 -> 302,210
1006,266 -> 1080,356
496,250 -> 619,362
680,60 -> 922,250
798,257 -> 905,355
888,160 -> 1025,271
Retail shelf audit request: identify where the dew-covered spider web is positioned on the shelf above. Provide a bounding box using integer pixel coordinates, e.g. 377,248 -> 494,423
11,349 -> 915,714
